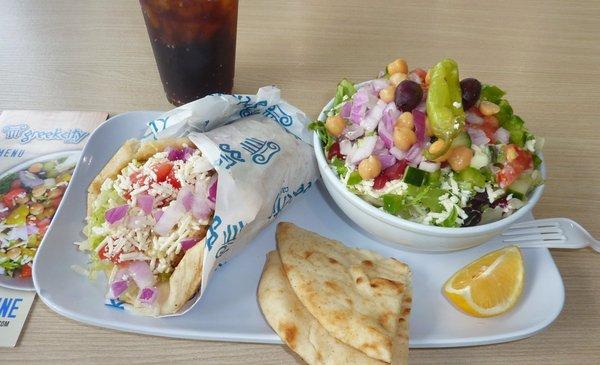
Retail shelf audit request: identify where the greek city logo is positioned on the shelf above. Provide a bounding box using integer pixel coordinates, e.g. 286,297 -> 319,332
2,123 -> 89,144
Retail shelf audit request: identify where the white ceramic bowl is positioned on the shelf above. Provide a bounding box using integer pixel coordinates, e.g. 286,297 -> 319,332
314,99 -> 545,251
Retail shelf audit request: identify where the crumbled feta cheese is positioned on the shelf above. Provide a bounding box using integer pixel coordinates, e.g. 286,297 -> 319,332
525,138 -> 536,153
452,101 -> 462,109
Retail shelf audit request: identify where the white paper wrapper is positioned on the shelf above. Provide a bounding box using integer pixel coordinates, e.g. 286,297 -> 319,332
134,86 -> 317,316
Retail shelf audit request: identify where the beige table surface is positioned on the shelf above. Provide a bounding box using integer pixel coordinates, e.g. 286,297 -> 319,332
1,0 -> 599,363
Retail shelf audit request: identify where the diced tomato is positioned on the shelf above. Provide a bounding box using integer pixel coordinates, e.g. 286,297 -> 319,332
19,264 -> 32,278
373,160 -> 408,190
412,68 -> 428,83
130,171 -> 145,184
3,188 -> 26,208
97,243 -> 123,264
10,179 -> 22,189
472,116 -> 499,142
165,170 -> 181,189
327,142 -> 344,160
152,162 -> 173,183
51,197 -> 63,209
496,145 -> 533,188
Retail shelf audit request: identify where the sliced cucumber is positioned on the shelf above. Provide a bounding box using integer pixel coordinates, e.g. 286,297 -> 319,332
451,131 -> 472,148
456,167 -> 486,189
507,174 -> 534,200
403,166 -> 429,187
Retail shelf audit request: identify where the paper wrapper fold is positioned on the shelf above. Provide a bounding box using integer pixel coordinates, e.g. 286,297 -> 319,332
131,86 -> 318,316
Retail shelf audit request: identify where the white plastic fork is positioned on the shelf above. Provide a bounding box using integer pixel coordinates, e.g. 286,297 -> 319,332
502,218 -> 600,252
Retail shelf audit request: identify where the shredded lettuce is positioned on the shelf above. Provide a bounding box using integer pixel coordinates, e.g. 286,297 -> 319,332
84,187 -> 124,251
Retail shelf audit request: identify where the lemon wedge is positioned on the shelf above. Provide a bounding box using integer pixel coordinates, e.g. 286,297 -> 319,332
443,246 -> 525,317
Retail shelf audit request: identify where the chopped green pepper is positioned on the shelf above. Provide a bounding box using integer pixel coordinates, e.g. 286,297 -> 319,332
425,59 -> 465,159
347,171 -> 363,186
6,205 -> 29,225
480,84 -> 506,104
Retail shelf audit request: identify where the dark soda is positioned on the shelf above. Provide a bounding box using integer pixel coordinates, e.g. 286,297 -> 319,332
140,0 -> 238,106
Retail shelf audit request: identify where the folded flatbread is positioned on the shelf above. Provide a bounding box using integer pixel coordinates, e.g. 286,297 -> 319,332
276,222 -> 411,363
258,251 -> 386,365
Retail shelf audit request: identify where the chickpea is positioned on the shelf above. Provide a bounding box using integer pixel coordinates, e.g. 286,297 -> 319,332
7,248 -> 21,260
449,146 -> 474,172
479,100 -> 500,116
358,155 -> 382,180
28,162 -> 43,174
40,207 -> 56,219
387,58 -> 408,75
425,69 -> 431,86
14,193 -> 29,205
31,185 -> 47,199
395,112 -> 414,130
379,85 -> 396,103
47,187 -> 64,199
325,115 -> 346,137
429,140 -> 453,162
393,127 -> 417,151
389,72 -> 407,86
30,203 -> 44,216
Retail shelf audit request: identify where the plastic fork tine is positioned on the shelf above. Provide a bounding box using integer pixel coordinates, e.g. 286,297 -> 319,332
503,234 -> 567,243
508,220 -> 561,230
502,226 -> 563,236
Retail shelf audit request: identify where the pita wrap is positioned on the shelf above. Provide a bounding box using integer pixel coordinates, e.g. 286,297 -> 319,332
258,251 -> 385,365
276,222 -> 411,363
86,137 -> 210,315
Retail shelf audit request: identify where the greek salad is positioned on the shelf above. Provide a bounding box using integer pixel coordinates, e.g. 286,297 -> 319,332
311,58 -> 544,227
0,156 -> 75,277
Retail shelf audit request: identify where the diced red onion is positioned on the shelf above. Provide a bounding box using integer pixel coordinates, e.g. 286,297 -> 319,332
348,135 -> 378,164
468,128 -> 490,146
339,139 -> 353,155
466,111 -> 484,125
340,101 -> 352,119
361,99 -> 386,132
377,153 -> 396,169
26,224 -> 39,235
152,209 -> 163,222
177,186 -> 195,211
408,71 -> 422,84
191,195 -> 213,220
138,286 -> 158,304
349,89 -> 369,124
18,171 -> 44,188
494,127 -> 510,144
105,205 -> 129,224
418,161 -> 440,172
369,78 -> 390,92
412,110 -> 427,146
127,261 -> 155,288
109,280 -> 129,299
137,194 -> 154,215
180,238 -> 199,251
373,136 -> 386,155
343,124 -> 364,141
208,176 -> 217,203
127,215 -> 147,229
389,147 -> 407,160
378,120 -> 394,149
383,102 -> 400,129
7,226 -> 28,241
405,144 -> 424,165
154,202 -> 185,236
114,267 -> 130,282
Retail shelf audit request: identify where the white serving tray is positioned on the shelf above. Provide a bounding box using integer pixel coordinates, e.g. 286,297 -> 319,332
33,112 -> 564,347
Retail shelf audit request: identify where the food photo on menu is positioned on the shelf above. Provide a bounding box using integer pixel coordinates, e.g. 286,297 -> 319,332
1,1 -> 599,364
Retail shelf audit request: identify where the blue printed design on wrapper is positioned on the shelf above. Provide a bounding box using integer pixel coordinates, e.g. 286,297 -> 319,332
234,95 -> 268,118
105,299 -> 125,310
218,143 -> 245,169
269,181 -> 313,220
215,220 -> 246,258
205,215 -> 223,251
148,116 -> 170,138
263,105 -> 293,127
240,137 -> 281,165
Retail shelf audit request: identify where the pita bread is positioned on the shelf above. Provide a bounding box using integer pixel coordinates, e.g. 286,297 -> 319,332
258,251 -> 385,365
276,222 -> 411,363
88,137 -> 208,315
